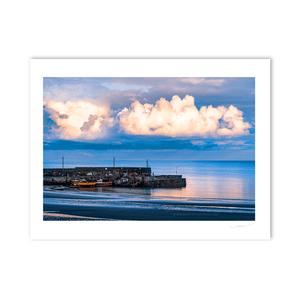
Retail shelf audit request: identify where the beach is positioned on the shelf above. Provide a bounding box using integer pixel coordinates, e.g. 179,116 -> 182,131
44,202 -> 255,221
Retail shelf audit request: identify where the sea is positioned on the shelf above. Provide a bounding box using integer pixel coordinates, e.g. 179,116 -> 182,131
43,160 -> 255,220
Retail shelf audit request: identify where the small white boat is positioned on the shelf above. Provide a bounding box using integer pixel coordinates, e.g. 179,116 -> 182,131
52,185 -> 65,190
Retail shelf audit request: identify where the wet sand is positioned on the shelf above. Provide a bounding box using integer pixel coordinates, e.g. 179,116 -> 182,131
44,203 -> 255,221
43,212 -> 110,221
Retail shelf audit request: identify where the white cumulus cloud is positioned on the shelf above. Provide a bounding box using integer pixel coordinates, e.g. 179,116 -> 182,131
117,95 -> 251,137
44,100 -> 113,139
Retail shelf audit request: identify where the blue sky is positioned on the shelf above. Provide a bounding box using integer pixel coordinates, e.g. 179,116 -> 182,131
43,77 -> 255,161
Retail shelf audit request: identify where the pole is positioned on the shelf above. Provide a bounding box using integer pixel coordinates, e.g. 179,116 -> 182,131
62,157 -> 64,171
113,156 -> 115,167
146,159 -> 149,168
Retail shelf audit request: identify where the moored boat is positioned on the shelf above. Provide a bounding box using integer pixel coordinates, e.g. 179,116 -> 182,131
77,181 -> 96,187
95,179 -> 112,187
52,185 -> 65,190
70,180 -> 79,188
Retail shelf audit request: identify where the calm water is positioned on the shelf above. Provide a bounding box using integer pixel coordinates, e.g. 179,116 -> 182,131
43,160 -> 255,219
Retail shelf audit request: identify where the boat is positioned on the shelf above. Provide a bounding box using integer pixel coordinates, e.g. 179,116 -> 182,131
77,181 -> 96,187
52,185 -> 65,190
70,180 -> 79,188
95,179 -> 112,187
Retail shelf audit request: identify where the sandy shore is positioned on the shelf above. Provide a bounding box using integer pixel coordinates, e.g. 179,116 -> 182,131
43,212 -> 111,221
44,203 -> 255,221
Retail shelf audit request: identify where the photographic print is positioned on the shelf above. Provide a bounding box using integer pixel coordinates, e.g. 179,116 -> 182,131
43,76 -> 255,221
30,59 -> 270,239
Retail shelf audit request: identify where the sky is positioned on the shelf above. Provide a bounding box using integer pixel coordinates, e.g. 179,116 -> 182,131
43,77 -> 255,162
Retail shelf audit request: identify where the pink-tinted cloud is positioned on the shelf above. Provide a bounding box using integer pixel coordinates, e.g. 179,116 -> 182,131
44,100 -> 113,139
117,95 -> 251,137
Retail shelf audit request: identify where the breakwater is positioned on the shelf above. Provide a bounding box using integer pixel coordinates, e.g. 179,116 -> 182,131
43,167 -> 186,188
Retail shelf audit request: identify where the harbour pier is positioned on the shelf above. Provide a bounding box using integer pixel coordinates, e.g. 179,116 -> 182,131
43,167 -> 186,188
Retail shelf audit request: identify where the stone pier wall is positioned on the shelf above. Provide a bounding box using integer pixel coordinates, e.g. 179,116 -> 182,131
43,167 -> 186,188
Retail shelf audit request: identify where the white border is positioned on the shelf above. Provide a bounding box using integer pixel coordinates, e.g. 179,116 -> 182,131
30,59 -> 270,240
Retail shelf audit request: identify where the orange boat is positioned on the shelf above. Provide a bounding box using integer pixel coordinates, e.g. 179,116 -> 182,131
70,180 -> 96,188
77,181 -> 96,187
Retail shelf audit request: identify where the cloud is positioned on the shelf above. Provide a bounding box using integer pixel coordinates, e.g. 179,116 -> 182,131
59,114 -> 68,119
214,140 -> 246,145
43,78 -> 255,116
44,100 -> 113,139
108,77 -> 226,87
43,77 -> 149,109
43,78 -> 110,104
180,78 -> 225,86
43,139 -> 217,151
80,115 -> 98,132
191,140 -> 206,145
117,95 -> 251,137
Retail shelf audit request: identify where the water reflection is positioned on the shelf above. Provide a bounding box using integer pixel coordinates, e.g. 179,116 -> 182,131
79,187 -> 96,191
73,174 -> 253,200
150,160 -> 255,200
45,161 -> 255,201
151,176 -> 254,200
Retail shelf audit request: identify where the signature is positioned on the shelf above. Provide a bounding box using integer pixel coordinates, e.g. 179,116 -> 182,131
230,224 -> 253,229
